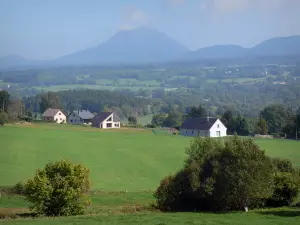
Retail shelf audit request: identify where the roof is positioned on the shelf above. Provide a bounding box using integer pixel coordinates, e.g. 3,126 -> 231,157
42,108 -> 62,117
92,112 -> 120,124
181,117 -> 218,130
72,110 -> 95,120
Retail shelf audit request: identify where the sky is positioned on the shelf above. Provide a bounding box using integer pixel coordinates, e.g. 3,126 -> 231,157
0,0 -> 300,60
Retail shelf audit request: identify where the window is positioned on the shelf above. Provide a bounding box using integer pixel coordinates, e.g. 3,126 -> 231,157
70,120 -> 73,123
59,113 -> 61,115
107,123 -> 112,128
192,130 -> 194,135
216,131 -> 221,137
115,123 -> 119,127
60,118 -> 62,120
217,124 -> 220,128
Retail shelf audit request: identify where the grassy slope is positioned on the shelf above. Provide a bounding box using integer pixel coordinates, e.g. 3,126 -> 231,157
1,124 -> 300,224
1,125 -> 300,191
1,193 -> 299,225
0,125 -> 189,191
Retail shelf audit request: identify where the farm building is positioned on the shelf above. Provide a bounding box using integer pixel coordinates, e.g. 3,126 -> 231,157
92,112 -> 121,129
68,109 -> 95,125
180,117 -> 227,137
41,108 -> 66,124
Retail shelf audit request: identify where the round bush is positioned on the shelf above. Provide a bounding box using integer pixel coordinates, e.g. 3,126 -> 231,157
24,159 -> 91,216
155,136 -> 275,211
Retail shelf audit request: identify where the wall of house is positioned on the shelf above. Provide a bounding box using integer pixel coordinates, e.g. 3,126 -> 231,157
43,117 -> 54,122
180,129 -> 209,137
53,111 -> 66,124
101,114 -> 120,128
209,119 -> 227,137
68,114 -> 82,125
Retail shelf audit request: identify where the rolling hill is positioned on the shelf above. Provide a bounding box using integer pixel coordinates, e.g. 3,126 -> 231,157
0,55 -> 37,69
1,31 -> 300,68
251,35 -> 300,56
188,35 -> 300,60
55,28 -> 189,65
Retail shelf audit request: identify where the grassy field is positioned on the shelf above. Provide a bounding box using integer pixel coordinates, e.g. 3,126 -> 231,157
1,192 -> 299,224
1,124 -> 300,224
1,124 -> 300,190
0,124 -> 189,191
137,114 -> 153,125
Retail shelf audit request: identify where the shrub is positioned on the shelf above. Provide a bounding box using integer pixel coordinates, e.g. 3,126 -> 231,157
24,159 -> 91,216
154,169 -> 195,212
267,171 -> 300,206
12,181 -> 25,195
155,136 -> 275,211
267,158 -> 300,207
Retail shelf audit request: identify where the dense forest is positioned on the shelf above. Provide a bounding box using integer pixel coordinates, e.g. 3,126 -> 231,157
1,55 -> 300,126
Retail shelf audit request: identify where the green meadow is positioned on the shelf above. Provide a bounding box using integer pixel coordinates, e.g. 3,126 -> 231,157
0,124 -> 300,224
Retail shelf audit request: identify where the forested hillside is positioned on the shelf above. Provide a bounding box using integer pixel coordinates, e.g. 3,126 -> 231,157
23,90 -> 153,119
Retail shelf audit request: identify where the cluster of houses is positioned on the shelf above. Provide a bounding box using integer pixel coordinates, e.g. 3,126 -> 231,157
41,108 -> 227,137
41,108 -> 120,129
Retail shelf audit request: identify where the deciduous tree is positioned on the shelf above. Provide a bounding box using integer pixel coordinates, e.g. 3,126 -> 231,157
25,159 -> 91,216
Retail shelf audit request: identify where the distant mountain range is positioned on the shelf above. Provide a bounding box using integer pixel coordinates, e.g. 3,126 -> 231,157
1,28 -> 300,69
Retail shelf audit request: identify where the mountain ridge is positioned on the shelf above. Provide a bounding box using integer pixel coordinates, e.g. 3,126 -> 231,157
1,29 -> 300,68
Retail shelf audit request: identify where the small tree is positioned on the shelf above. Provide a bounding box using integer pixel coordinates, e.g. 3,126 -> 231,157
128,116 -> 137,125
25,159 -> 91,216
0,110 -> 8,125
256,117 -> 268,135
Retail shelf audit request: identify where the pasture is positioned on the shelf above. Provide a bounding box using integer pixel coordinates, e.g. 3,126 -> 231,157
0,124 -> 300,224
1,124 -> 300,190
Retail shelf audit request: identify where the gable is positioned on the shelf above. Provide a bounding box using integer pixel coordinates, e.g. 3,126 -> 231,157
53,110 -> 65,118
209,119 -> 227,131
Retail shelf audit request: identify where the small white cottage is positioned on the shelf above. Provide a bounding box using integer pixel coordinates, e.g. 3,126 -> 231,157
180,117 -> 227,137
41,108 -> 66,124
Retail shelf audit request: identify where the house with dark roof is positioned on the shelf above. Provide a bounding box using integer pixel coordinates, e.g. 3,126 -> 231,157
68,109 -> 95,125
180,117 -> 227,137
41,108 -> 66,123
91,112 -> 121,129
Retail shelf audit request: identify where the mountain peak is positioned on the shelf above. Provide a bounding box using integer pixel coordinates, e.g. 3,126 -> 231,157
57,28 -> 189,65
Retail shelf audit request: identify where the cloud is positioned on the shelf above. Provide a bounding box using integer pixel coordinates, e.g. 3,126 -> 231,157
167,0 -> 186,5
161,0 -> 186,12
120,6 -> 148,30
207,0 -> 295,14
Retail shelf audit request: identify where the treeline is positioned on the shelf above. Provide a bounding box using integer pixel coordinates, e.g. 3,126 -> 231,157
2,89 -> 300,138
150,104 -> 300,139
22,89 -> 158,119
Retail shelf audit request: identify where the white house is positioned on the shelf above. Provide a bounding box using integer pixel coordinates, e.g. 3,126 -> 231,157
180,117 -> 227,137
41,108 -> 66,124
91,112 -> 120,129
68,109 -> 95,125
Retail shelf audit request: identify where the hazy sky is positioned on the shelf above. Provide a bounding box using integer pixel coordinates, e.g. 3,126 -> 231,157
1,0 -> 300,60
